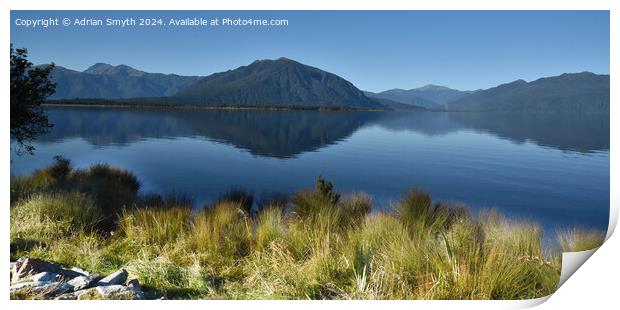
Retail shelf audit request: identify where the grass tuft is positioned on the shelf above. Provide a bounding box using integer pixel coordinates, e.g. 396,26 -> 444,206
557,228 -> 605,252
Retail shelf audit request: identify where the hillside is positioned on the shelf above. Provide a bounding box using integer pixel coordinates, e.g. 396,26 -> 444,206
47,64 -> 201,99
174,58 -> 384,109
447,72 -> 610,112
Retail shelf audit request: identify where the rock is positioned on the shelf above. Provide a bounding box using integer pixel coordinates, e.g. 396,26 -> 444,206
70,266 -> 90,276
30,272 -> 60,283
126,279 -> 145,299
11,257 -> 83,284
9,258 -> 145,300
95,284 -> 126,295
75,284 -> 144,300
96,269 -> 128,286
42,282 -> 73,297
67,275 -> 99,291
10,262 -> 16,282
10,280 -> 72,298
126,278 -> 139,288
10,281 -> 51,292
55,293 -> 78,300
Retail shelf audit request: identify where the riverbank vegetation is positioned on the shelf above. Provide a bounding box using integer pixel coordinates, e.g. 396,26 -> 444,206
10,158 -> 605,299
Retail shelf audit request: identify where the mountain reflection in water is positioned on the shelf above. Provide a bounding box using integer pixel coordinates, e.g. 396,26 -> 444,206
38,107 -> 609,157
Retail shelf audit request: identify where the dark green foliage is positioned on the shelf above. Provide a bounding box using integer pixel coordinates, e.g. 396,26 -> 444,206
50,155 -> 71,180
291,176 -> 341,219
396,188 -> 459,236
448,72 -> 610,112
10,44 -> 56,155
74,164 -> 141,217
316,176 -> 340,205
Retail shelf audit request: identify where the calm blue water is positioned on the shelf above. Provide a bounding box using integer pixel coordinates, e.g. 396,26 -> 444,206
10,107 -> 610,237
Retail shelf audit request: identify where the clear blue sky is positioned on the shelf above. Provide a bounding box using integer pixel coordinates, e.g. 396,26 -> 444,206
11,10 -> 609,92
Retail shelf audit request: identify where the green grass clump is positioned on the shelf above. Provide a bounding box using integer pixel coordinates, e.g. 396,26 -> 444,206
255,207 -> 286,252
120,207 -> 192,246
11,157 -> 140,230
557,228 -> 606,252
11,192 -> 102,240
10,161 -> 607,300
190,202 -> 252,263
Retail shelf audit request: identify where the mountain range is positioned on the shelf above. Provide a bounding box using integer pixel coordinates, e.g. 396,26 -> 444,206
45,58 -> 610,112
446,72 -> 609,112
48,63 -> 201,100
364,85 -> 474,109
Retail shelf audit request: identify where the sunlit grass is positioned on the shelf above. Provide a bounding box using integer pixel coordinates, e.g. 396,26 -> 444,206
557,228 -> 606,252
10,162 -> 606,300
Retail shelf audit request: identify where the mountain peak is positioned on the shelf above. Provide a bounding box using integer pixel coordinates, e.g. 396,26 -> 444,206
84,63 -> 114,74
175,58 -> 382,109
417,84 -> 452,91
84,63 -> 144,76
250,57 -> 299,66
275,57 -> 294,62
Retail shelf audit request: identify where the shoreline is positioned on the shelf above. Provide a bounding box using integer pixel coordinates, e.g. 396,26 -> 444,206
43,102 -> 389,112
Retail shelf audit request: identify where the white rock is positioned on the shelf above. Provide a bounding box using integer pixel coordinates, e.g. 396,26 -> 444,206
9,280 -> 72,298
70,266 -> 90,276
95,284 -> 126,295
67,275 -> 98,291
96,269 -> 128,286
30,272 -> 60,283
9,281 -> 51,292
75,284 -> 142,300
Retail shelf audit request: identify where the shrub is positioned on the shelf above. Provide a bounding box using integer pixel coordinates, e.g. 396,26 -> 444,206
291,176 -> 341,219
396,189 -> 451,238
49,155 -> 71,180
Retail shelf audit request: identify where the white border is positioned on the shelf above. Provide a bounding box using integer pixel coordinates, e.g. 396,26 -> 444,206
2,1 -> 617,309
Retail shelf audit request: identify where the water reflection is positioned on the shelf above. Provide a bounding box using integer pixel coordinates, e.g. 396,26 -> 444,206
39,107 -> 609,157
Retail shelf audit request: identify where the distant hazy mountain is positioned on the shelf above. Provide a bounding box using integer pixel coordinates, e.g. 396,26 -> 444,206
174,57 -> 384,109
447,72 -> 610,112
370,97 -> 427,111
364,90 -> 441,109
48,64 -> 201,100
364,85 -> 472,109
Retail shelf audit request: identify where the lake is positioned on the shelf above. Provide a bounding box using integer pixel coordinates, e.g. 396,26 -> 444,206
10,107 -> 610,238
